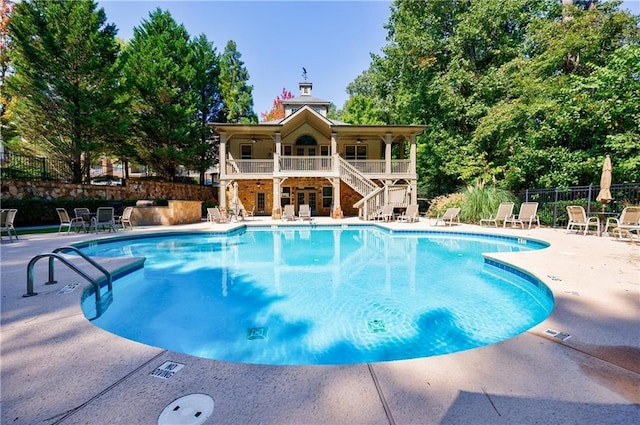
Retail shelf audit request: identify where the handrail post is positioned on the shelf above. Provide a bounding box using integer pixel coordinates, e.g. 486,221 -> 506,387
47,255 -> 58,285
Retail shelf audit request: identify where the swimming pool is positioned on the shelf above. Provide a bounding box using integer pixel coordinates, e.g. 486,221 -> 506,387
79,226 -> 553,365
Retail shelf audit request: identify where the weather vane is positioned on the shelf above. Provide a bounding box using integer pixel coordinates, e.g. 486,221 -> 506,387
302,67 -> 308,81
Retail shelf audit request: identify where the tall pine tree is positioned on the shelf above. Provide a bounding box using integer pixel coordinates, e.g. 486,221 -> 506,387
120,8 -> 196,181
7,0 -> 122,183
219,40 -> 257,123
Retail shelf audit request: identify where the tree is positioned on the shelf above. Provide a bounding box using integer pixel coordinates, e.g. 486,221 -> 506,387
120,8 -> 197,181
260,87 -> 293,122
348,0 -> 639,194
189,34 -> 222,184
6,0 -> 122,183
219,40 -> 257,123
0,0 -> 15,150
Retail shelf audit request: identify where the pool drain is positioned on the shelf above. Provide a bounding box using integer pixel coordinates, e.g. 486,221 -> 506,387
247,327 -> 268,340
368,319 -> 387,333
158,393 -> 214,425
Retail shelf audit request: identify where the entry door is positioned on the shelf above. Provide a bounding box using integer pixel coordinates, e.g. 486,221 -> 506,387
296,190 -> 317,214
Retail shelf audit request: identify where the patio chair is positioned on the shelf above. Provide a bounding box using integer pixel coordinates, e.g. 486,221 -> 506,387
565,205 -> 600,235
504,202 -> 540,230
432,207 -> 460,226
91,207 -> 116,233
74,207 -> 91,232
56,208 -> 83,234
604,206 -> 640,239
0,209 -> 18,241
373,204 -> 394,222
480,202 -> 514,227
298,204 -> 312,221
208,207 -> 228,223
115,206 -> 134,230
397,204 -> 420,223
282,204 -> 296,221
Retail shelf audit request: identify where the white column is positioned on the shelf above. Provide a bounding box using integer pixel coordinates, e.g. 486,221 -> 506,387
410,134 -> 417,204
384,133 -> 392,175
219,134 -> 227,209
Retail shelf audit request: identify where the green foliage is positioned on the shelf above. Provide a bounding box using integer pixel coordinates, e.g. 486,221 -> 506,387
120,8 -> 197,181
425,192 -> 465,218
461,183 -> 518,223
219,40 -> 257,123
348,0 -> 640,194
7,0 -> 124,183
189,33 -> 222,184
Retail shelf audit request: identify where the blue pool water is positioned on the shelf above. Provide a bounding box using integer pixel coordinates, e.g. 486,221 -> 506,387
79,226 -> 553,365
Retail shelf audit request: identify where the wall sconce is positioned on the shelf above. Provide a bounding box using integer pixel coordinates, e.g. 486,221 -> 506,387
252,138 -> 258,144
356,138 -> 362,144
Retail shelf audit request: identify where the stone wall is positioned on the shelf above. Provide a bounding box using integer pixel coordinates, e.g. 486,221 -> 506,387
1,179 -> 217,202
131,201 -> 203,226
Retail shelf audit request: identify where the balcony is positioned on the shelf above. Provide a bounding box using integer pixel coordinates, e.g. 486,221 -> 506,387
224,157 -> 412,179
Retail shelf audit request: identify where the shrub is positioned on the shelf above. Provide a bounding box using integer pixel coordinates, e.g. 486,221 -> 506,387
426,192 -> 464,217
461,183 -> 518,224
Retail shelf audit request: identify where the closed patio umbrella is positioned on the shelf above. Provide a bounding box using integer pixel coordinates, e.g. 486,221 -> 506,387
596,155 -> 612,208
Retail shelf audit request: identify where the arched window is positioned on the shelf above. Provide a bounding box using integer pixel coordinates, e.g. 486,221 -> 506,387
294,135 -> 317,156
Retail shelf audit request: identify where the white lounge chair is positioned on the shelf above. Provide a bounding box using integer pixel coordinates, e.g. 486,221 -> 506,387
374,204 -> 394,222
298,204 -> 312,221
56,208 -> 83,234
504,202 -> 540,229
604,206 -> 640,239
432,207 -> 460,226
397,204 -> 420,223
0,209 -> 18,241
282,204 -> 296,221
480,202 -> 514,227
208,207 -> 228,223
566,205 -> 600,235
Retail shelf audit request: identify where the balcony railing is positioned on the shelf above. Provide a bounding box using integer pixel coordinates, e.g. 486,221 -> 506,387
224,157 -> 413,176
226,159 -> 274,175
279,156 -> 333,172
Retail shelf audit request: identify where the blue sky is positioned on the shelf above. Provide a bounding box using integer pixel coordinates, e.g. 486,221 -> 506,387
98,0 -> 640,117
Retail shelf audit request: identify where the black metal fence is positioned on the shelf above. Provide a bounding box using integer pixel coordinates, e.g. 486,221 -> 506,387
0,152 -> 72,182
521,183 -> 640,227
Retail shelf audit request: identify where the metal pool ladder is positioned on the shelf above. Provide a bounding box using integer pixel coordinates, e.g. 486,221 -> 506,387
24,246 -> 113,317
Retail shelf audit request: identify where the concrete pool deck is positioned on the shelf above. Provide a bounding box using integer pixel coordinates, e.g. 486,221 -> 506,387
1,217 -> 638,424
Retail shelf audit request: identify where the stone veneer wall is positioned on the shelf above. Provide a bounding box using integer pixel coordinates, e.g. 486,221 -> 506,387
230,178 -> 362,217
1,179 -> 217,202
131,200 -> 203,226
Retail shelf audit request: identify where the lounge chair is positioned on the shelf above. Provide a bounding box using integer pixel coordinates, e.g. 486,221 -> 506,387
298,204 -> 312,221
565,205 -> 600,235
0,209 -> 18,241
115,206 -> 134,230
91,207 -> 116,233
282,204 -> 296,221
56,208 -> 83,234
480,202 -> 514,227
432,207 -> 460,226
504,202 -> 540,229
397,204 -> 420,223
208,207 -> 228,223
242,206 -> 255,220
373,204 -> 394,222
604,206 -> 640,239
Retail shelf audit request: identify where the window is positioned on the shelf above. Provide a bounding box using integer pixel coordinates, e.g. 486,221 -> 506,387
281,187 -> 291,206
241,144 -> 252,159
282,145 -> 292,156
256,192 -> 266,213
320,146 -> 330,156
345,145 -> 367,160
322,186 -> 333,208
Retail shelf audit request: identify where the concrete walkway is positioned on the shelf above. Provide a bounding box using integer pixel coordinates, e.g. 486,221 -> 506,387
1,217 -> 638,424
